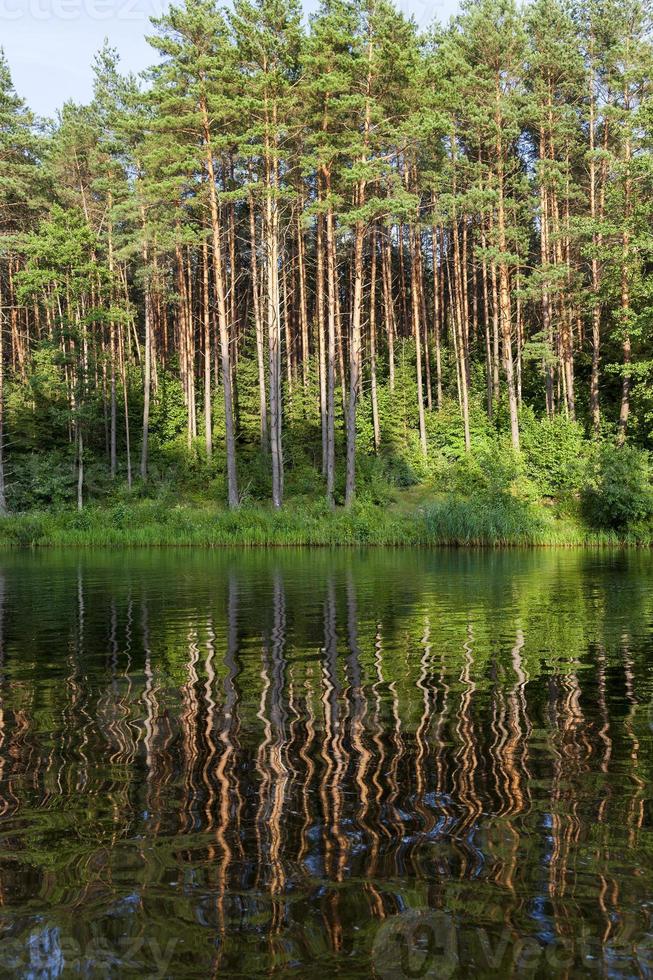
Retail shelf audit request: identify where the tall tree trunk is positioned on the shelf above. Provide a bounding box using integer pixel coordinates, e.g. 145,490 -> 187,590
431,217 -> 443,410
297,206 -> 309,391
118,317 -> 132,489
494,77 -> 520,451
538,132 -> 555,418
317,212 -> 328,475
617,94 -> 632,445
410,226 -> 427,456
249,187 -> 268,449
324,191 -> 337,505
263,89 -> 283,509
140,284 -> 151,482
369,229 -> 380,452
480,223 -> 493,416
77,426 -> 84,512
265,160 -> 283,508
0,275 -> 6,515
108,204 -> 117,479
345,216 -> 364,507
588,61 -> 606,435
382,234 -> 395,390
201,95 -> 239,508
202,240 -> 213,459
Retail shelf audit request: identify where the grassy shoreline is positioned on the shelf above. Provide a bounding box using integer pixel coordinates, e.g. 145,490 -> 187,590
0,488 -> 644,549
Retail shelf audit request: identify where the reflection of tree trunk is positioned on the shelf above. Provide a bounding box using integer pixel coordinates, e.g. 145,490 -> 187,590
0,573 -> 5,816
180,627 -> 200,834
141,598 -> 159,826
454,628 -> 481,877
297,664 -> 317,874
415,618 -> 435,835
322,576 -> 345,951
268,572 -> 288,898
320,577 -> 341,882
215,573 -> 241,938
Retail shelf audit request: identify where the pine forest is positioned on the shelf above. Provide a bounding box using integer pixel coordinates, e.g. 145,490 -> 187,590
1,0 -> 653,543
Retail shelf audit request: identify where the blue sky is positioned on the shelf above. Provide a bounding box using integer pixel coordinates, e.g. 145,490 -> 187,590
3,0 -> 459,118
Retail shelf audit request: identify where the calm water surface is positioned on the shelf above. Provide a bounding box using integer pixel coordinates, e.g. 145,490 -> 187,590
0,549 -> 651,978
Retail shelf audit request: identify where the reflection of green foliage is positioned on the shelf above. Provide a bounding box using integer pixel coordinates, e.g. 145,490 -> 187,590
0,550 -> 651,975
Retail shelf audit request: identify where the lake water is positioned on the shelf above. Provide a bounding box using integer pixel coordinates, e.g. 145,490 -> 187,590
0,549 -> 651,978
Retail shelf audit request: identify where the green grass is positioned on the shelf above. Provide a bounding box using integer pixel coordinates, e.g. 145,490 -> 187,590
0,487 -> 645,548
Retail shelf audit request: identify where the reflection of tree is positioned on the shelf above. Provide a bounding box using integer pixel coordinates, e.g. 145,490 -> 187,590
0,550 -> 651,974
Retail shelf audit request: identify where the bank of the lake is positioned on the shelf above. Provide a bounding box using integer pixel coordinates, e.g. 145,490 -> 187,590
0,487 -> 645,548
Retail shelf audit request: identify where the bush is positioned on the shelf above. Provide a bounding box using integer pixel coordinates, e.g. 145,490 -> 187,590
582,442 -> 653,531
10,449 -> 76,510
520,408 -> 588,496
2,514 -> 48,547
442,439 -> 534,499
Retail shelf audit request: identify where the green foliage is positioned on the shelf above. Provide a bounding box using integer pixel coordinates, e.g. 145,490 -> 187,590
582,442 -> 653,531
443,440 -> 524,496
422,494 -> 551,545
519,408 -> 589,496
1,513 -> 47,547
1,0 -> 653,537
149,369 -> 188,444
0,483 -> 636,549
10,450 -> 77,510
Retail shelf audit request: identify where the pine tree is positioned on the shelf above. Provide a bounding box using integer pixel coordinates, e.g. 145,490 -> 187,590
147,0 -> 241,506
302,0 -> 357,503
0,51 -> 42,513
450,0 -> 527,450
231,0 -> 303,508
525,0 -> 585,421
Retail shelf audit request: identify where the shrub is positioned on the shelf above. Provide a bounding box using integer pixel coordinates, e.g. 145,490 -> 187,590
3,514 -> 48,547
10,449 -> 76,510
582,442 -> 653,530
444,440 -> 526,497
519,408 -> 588,496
